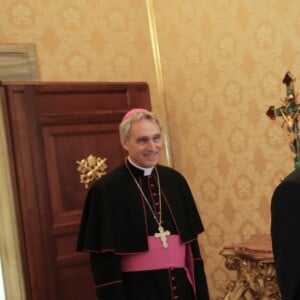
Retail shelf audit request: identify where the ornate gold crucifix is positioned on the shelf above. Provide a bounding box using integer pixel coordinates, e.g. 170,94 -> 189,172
266,71 -> 300,169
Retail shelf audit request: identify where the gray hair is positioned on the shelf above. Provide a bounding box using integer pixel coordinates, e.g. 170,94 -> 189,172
119,111 -> 163,140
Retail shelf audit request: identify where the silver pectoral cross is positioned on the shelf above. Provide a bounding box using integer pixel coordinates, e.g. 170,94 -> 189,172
154,225 -> 171,248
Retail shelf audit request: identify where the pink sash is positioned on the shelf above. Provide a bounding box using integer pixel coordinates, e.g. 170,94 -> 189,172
120,235 -> 195,293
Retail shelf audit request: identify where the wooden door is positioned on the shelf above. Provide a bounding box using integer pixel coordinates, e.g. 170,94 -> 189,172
1,81 -> 151,300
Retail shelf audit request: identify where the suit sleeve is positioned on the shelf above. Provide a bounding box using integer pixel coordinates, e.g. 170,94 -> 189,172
190,239 -> 210,300
271,181 -> 300,299
90,253 -> 126,300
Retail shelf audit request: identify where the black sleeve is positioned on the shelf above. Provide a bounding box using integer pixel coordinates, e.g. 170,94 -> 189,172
77,181 -> 127,299
77,183 -> 106,252
190,239 -> 210,300
90,252 -> 126,300
77,181 -> 117,252
271,181 -> 300,299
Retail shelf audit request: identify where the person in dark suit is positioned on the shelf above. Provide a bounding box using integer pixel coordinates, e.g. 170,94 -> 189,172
77,108 -> 209,300
271,167 -> 300,299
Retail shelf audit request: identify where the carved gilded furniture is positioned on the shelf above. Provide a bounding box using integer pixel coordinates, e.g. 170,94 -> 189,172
220,234 -> 281,299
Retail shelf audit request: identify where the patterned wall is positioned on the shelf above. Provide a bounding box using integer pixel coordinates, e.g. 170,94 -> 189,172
0,0 -> 298,298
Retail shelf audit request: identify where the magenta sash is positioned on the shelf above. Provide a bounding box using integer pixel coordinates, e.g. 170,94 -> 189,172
120,235 -> 195,293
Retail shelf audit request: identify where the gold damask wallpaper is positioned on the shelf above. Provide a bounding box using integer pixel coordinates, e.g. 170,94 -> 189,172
0,0 -> 298,298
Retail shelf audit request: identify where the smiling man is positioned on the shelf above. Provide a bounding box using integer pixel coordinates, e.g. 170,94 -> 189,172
77,108 -> 209,300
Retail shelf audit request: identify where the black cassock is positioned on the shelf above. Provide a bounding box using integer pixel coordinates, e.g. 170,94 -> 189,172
77,160 -> 209,300
271,167 -> 300,300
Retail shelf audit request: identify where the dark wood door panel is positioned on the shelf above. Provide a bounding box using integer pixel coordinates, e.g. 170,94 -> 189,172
34,82 -> 151,115
2,81 -> 151,300
57,263 -> 95,300
42,122 -> 123,225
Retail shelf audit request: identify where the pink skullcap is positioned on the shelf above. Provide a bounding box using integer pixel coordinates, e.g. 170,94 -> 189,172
121,108 -> 149,122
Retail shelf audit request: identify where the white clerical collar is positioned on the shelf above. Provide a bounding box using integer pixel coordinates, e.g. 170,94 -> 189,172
127,157 -> 154,176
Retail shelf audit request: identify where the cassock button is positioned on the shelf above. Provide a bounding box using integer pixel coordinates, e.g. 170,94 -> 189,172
174,296 -> 179,299
173,286 -> 177,290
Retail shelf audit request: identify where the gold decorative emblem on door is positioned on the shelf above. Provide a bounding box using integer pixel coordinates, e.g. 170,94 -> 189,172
76,154 -> 107,188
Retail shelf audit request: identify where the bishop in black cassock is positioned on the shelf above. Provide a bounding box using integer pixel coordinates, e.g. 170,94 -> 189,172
77,108 -> 209,300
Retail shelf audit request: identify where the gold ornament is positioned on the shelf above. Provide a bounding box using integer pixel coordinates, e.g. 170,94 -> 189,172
76,154 -> 107,188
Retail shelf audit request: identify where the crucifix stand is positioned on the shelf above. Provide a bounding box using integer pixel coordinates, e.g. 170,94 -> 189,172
266,71 -> 300,169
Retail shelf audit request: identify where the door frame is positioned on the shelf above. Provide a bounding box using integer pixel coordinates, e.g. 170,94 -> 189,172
0,43 -> 39,300
0,90 -> 27,300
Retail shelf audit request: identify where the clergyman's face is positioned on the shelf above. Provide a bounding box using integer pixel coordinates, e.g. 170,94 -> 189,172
121,118 -> 162,168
